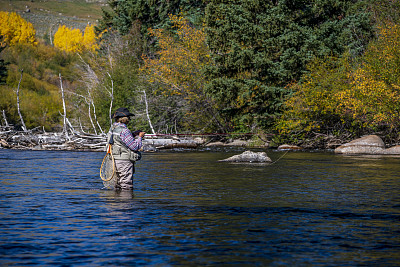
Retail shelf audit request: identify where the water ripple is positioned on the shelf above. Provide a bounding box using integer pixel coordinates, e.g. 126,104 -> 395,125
0,150 -> 399,266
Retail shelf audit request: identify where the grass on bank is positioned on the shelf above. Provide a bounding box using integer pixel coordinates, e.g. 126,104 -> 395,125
0,0 -> 109,37
0,0 -> 104,20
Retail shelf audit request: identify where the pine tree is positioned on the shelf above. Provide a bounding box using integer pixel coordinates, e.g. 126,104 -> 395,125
204,0 -> 373,131
0,46 -> 7,84
97,0 -> 206,35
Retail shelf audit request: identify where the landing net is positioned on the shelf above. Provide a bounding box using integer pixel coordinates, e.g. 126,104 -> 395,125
100,145 -> 117,189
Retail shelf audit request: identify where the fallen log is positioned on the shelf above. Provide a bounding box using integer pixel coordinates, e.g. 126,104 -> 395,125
143,138 -> 198,150
0,125 -> 211,151
0,139 -> 11,148
41,144 -> 69,150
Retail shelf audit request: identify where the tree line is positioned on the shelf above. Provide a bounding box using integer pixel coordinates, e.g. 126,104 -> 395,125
1,0 -> 400,146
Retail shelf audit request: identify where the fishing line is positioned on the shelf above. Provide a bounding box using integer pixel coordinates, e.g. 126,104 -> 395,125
269,150 -> 290,165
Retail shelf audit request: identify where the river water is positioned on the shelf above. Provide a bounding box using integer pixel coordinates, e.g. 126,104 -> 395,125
0,148 -> 399,266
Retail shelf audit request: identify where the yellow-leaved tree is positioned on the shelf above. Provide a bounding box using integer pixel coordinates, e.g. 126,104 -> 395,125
141,14 -> 224,132
82,24 -> 99,52
337,23 -> 400,130
277,23 -> 400,141
0,11 -> 36,46
54,24 -> 98,53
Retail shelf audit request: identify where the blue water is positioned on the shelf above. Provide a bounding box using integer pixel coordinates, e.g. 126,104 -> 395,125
0,149 -> 399,266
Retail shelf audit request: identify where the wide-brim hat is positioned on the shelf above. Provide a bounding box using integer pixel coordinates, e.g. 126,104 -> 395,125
112,107 -> 135,118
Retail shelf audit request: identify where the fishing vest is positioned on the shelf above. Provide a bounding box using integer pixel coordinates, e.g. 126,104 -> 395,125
107,125 -> 141,162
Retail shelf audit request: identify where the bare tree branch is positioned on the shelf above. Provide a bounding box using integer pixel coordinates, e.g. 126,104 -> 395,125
65,90 -> 98,135
16,69 -> 27,132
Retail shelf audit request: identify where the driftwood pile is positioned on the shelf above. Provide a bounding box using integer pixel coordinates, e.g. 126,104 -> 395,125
0,127 -> 107,151
0,126 -> 201,152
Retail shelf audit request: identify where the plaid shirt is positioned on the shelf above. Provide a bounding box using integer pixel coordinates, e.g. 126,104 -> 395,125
113,122 -> 142,151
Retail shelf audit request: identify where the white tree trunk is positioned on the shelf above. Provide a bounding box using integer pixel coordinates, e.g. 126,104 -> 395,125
78,117 -> 86,133
66,117 -> 76,134
2,110 -> 9,127
91,100 -> 104,134
88,103 -> 97,135
143,90 -> 156,134
106,72 -> 114,126
49,24 -> 53,46
59,73 -> 68,137
16,70 -> 27,132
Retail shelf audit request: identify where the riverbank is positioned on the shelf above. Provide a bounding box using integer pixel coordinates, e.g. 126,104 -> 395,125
0,127 -> 270,152
6,127 -> 396,154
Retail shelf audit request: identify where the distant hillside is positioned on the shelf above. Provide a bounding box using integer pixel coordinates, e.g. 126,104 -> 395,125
0,0 -> 109,37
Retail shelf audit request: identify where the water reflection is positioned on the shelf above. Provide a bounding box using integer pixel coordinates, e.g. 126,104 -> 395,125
101,189 -> 135,200
0,149 -> 399,266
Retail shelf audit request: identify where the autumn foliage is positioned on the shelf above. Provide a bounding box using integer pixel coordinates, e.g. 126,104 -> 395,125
142,15 -> 210,97
54,24 -> 99,53
341,24 -> 400,130
0,11 -> 37,46
277,23 -> 400,139
141,14 -> 222,131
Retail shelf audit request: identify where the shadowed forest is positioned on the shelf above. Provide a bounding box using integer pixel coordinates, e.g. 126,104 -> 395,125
1,0 -> 400,148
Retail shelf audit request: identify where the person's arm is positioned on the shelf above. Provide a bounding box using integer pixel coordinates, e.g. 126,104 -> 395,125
120,128 -> 142,151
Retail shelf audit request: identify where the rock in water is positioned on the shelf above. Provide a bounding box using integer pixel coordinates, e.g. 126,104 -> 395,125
219,150 -> 272,163
277,144 -> 302,151
383,145 -> 400,155
334,135 -> 385,154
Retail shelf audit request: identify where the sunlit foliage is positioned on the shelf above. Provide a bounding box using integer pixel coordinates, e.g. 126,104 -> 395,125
277,23 -> 400,139
276,56 -> 352,136
141,14 -> 223,132
341,24 -> 400,130
0,43 -> 75,130
0,11 -> 37,46
54,24 -> 98,53
142,14 -> 209,98
82,24 -> 99,52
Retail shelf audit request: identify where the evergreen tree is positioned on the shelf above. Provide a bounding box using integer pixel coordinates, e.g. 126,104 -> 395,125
97,0 -> 206,35
0,46 -> 7,84
205,0 -> 373,131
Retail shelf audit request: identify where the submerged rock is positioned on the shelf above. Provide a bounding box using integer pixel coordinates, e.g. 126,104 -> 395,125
206,141 -> 225,147
219,150 -> 272,163
227,139 -> 248,147
335,135 -> 385,154
277,144 -> 302,151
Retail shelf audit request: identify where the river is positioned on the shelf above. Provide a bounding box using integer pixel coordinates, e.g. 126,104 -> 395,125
0,148 -> 399,266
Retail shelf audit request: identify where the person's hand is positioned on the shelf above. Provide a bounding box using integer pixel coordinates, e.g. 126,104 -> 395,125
138,132 -> 146,138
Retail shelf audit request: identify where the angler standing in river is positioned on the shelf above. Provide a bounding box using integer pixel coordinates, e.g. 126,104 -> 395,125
107,107 -> 145,190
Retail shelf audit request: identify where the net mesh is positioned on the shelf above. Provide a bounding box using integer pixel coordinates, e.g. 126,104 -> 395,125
100,153 -> 118,189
